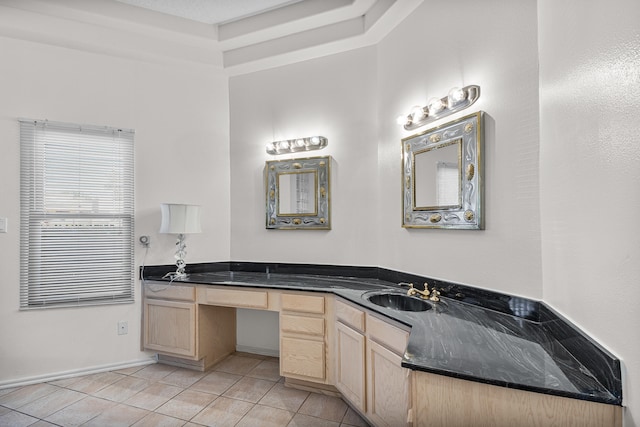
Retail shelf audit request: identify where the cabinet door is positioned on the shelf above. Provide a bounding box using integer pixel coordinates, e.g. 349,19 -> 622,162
335,322 -> 366,413
144,298 -> 196,358
367,339 -> 411,427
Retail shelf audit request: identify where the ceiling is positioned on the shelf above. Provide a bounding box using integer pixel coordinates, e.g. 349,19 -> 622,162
0,0 -> 422,74
114,0 -> 305,25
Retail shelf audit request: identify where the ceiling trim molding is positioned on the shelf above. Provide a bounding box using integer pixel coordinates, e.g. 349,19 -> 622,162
218,0 -> 354,42
0,0 -> 424,73
0,3 -> 223,68
224,0 -> 423,75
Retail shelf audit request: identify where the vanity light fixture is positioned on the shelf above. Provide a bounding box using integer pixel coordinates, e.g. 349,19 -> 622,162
266,136 -> 328,155
397,85 -> 480,131
159,203 -> 202,280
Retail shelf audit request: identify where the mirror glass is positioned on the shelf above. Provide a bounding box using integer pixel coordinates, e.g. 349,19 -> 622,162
402,112 -> 484,229
265,156 -> 331,230
413,141 -> 461,209
278,171 -> 317,215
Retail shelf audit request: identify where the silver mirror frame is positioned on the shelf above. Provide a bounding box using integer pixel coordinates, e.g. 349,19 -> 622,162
265,156 -> 331,230
402,111 -> 484,229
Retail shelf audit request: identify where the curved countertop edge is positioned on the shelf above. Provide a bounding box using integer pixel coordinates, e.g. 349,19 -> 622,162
140,262 -> 622,406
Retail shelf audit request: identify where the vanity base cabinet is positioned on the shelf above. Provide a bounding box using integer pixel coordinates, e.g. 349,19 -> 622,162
279,292 -> 330,384
335,321 -> 366,413
413,370 -> 622,427
281,336 -> 325,380
143,282 -> 236,371
144,298 -> 196,357
366,313 -> 411,427
334,298 -> 412,427
367,339 -> 412,427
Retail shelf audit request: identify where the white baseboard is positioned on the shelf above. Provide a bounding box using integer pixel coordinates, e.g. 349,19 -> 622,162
0,357 -> 156,390
236,345 -> 279,358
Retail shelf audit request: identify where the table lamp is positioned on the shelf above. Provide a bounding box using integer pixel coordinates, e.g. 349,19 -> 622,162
159,203 -> 202,279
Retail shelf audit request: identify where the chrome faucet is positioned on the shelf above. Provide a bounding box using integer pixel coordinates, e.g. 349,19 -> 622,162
400,282 -> 440,302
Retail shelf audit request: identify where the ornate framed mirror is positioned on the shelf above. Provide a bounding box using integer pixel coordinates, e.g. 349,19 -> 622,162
402,111 -> 484,229
265,156 -> 331,230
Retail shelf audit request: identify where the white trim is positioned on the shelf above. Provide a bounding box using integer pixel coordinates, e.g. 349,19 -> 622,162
0,357 -> 156,390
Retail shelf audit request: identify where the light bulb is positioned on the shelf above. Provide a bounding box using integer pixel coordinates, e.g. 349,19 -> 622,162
295,139 -> 305,147
309,136 -> 320,145
428,97 -> 444,115
396,114 -> 409,126
277,140 -> 290,150
410,106 -> 426,122
447,87 -> 466,107
266,143 -> 276,152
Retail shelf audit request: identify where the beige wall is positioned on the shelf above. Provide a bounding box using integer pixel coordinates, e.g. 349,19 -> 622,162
0,35 -> 230,383
538,0 -> 640,425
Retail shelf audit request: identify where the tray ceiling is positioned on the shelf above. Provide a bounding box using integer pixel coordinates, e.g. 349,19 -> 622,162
115,0 -> 304,25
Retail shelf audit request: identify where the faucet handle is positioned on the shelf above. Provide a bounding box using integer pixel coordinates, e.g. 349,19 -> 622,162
400,282 -> 419,297
429,288 -> 441,302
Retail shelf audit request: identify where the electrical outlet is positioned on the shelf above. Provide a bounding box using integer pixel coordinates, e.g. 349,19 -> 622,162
118,321 -> 128,335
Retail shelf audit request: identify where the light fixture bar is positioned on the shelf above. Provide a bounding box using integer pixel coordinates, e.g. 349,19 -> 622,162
266,136 -> 328,155
399,85 -> 480,131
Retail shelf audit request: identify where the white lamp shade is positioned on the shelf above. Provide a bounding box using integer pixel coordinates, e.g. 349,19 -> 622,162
159,203 -> 202,234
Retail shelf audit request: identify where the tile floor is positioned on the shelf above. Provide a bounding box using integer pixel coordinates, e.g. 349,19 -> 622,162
0,353 -> 370,427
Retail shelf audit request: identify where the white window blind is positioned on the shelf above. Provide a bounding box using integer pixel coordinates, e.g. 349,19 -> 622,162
20,119 -> 135,309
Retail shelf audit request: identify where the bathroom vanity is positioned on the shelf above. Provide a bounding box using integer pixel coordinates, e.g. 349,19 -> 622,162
141,262 -> 622,427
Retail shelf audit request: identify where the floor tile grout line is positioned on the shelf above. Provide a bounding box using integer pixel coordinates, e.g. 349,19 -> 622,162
1,353 -> 369,427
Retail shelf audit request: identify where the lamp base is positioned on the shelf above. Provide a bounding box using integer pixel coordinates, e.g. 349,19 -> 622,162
162,271 -> 189,281
162,233 -> 190,280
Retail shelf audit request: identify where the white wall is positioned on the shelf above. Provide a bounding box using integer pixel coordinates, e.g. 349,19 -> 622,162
228,0 -> 541,363
0,34 -> 230,383
229,47 -> 379,265
376,0 -> 542,297
228,47 -> 379,355
230,0 -> 542,299
538,0 -> 640,424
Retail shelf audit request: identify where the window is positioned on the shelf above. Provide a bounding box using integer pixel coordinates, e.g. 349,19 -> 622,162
20,119 -> 135,309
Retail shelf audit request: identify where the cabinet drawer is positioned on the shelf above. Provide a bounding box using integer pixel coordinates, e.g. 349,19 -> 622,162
367,314 -> 409,356
336,299 -> 365,332
200,287 -> 268,309
281,336 -> 325,380
144,282 -> 195,302
281,314 -> 325,336
281,293 -> 324,314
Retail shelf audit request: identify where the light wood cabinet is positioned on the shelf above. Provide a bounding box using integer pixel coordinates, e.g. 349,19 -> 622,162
199,287 -> 269,309
280,292 -> 328,383
366,312 -> 411,427
335,321 -> 366,412
144,298 -> 197,357
334,298 -> 412,427
143,282 -> 236,371
143,283 -> 620,426
412,370 -> 622,427
367,338 -> 411,427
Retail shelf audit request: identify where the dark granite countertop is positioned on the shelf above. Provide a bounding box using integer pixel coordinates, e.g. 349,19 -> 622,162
141,262 -> 622,406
